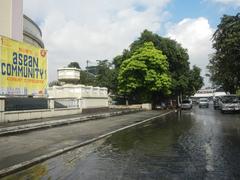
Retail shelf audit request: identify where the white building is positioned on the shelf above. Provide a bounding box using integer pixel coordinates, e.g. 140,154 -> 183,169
192,88 -> 226,100
193,89 -> 215,98
48,68 -> 109,110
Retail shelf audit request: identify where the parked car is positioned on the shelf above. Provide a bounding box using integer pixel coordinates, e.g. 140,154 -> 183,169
219,95 -> 240,113
155,102 -> 166,110
199,98 -> 209,108
213,96 -> 221,110
181,99 -> 192,110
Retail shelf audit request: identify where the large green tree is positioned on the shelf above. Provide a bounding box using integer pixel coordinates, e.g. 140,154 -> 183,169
118,42 -> 171,103
208,13 -> 240,93
186,65 -> 204,95
131,30 -> 191,97
114,30 -> 202,99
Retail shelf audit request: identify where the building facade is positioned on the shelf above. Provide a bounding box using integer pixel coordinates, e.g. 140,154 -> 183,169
23,15 -> 44,48
0,0 -> 23,41
0,0 -> 44,48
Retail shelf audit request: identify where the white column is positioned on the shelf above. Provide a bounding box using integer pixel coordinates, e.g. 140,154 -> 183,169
0,97 -> 5,112
48,98 -> 55,110
77,98 -> 83,112
0,0 -> 23,41
11,0 -> 23,41
0,97 -> 5,122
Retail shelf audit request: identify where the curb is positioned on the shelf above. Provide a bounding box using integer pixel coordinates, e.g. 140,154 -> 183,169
0,110 -> 173,178
0,109 -> 142,136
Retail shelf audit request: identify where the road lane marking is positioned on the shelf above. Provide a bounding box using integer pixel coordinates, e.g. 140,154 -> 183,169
204,143 -> 214,172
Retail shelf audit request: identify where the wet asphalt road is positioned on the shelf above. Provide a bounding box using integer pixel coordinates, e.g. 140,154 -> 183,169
0,110 -> 168,170
3,105 -> 240,180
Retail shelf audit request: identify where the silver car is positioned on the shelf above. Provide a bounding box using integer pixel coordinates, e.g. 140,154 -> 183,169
199,98 -> 209,108
219,95 -> 240,113
181,99 -> 192,110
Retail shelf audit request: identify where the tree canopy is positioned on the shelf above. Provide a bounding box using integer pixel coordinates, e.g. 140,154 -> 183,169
118,42 -> 171,102
95,60 -> 117,93
79,70 -> 96,86
114,30 -> 203,101
208,13 -> 240,93
68,62 -> 81,69
186,65 -> 204,95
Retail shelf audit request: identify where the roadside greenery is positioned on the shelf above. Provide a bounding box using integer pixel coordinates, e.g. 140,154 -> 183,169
208,13 -> 240,93
114,30 -> 203,104
95,60 -> 117,93
118,42 -> 171,103
67,62 -> 97,86
237,89 -> 240,96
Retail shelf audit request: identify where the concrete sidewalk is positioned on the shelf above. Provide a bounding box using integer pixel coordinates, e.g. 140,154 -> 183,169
0,108 -> 141,136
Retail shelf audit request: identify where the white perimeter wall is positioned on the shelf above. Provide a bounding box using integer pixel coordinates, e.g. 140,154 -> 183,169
48,84 -> 109,109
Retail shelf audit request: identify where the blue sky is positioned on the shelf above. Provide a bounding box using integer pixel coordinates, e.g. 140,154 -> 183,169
23,0 -> 240,84
165,0 -> 240,33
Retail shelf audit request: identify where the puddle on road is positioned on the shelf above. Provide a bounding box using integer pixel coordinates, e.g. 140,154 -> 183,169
2,113 -> 194,179
2,139 -> 106,180
2,164 -> 48,180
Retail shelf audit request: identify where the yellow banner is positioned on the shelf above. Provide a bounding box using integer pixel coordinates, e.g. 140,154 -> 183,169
0,36 -> 48,96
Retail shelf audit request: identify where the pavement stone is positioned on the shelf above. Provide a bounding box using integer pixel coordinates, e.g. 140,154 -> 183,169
0,108 -> 142,136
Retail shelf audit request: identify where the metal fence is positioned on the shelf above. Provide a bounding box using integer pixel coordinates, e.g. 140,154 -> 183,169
4,97 -> 79,111
5,97 -> 48,111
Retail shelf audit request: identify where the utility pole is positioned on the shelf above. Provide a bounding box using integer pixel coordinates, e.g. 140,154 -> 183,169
86,60 -> 90,72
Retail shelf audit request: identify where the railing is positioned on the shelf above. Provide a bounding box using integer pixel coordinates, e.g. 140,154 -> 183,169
48,85 -> 108,99
54,98 -> 79,109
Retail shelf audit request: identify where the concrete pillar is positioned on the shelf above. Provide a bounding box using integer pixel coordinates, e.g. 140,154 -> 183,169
0,98 -> 5,112
77,98 -> 83,113
142,103 -> 152,110
48,98 -> 55,110
0,0 -> 23,41
0,97 -> 5,122
81,99 -> 86,109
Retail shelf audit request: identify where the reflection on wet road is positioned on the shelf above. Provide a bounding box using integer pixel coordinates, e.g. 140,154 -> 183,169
3,106 -> 240,179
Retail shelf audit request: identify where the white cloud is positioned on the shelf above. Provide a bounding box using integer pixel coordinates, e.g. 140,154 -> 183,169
23,0 -> 171,81
211,0 -> 240,6
166,17 -> 215,85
